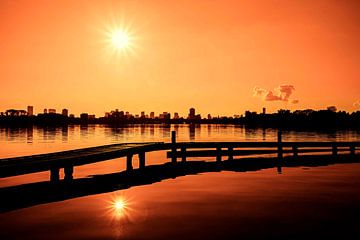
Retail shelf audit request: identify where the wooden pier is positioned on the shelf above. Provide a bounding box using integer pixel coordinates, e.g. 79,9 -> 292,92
0,131 -> 359,182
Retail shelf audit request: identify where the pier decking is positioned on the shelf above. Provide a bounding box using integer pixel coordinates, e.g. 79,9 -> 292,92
0,142 -> 166,181
0,131 -> 359,182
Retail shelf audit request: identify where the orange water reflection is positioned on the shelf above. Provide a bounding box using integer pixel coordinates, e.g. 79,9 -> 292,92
107,194 -> 132,220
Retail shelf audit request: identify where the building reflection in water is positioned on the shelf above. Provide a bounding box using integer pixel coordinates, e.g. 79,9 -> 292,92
189,124 -> 201,141
162,124 -> 171,138
26,126 -> 33,144
262,128 -> 266,141
61,125 -> 68,142
80,124 -> 88,138
41,126 -> 57,142
140,124 -> 146,136
149,124 -> 155,136
207,124 -> 212,137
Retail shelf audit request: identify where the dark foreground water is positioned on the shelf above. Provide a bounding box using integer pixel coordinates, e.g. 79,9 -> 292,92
0,124 -> 360,239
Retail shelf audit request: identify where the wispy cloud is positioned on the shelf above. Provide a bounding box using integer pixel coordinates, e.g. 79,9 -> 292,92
354,100 -> 360,108
253,84 -> 298,103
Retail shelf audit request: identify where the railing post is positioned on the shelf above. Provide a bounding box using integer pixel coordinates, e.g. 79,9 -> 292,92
50,167 -> 60,183
228,147 -> 233,161
126,154 -> 133,171
181,146 -> 186,162
64,164 -> 74,182
292,146 -> 298,157
171,130 -> 177,163
277,130 -> 283,159
350,146 -> 355,155
216,147 -> 222,162
332,145 -> 337,156
139,152 -> 145,169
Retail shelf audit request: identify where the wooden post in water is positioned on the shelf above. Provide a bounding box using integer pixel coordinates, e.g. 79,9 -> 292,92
126,154 -> 133,171
171,131 -> 177,163
350,146 -> 355,155
50,167 -> 60,182
216,147 -> 222,162
181,146 -> 186,162
64,164 -> 74,182
139,152 -> 146,169
292,146 -> 298,157
228,147 -> 234,160
277,130 -> 283,159
332,145 -> 338,156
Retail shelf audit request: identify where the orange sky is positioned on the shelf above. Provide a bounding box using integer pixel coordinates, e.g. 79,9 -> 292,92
1,0 -> 359,117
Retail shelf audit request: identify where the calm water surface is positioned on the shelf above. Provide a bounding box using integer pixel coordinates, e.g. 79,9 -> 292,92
0,124 -> 360,239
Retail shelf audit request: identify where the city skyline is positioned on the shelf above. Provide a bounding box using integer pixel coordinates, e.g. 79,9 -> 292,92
1,104 -> 357,120
1,0 -> 360,116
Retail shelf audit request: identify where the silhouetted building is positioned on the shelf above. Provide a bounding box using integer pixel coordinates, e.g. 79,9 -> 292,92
44,109 -> 47,114
88,114 -> 95,119
263,107 -> 266,114
174,112 -> 179,119
150,112 -> 155,119
80,113 -> 88,120
48,109 -> 56,114
62,109 -> 68,117
141,111 -> 145,118
207,114 -> 212,120
188,108 -> 195,119
27,106 -> 33,116
5,109 -> 26,116
69,114 -> 75,118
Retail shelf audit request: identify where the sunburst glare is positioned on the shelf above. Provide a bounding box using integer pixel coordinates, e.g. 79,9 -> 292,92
98,16 -> 139,62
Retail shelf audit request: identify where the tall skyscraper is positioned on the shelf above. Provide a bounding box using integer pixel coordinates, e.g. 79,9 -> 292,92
62,109 -> 68,117
150,112 -> 155,119
188,108 -> 195,119
27,106 -> 33,116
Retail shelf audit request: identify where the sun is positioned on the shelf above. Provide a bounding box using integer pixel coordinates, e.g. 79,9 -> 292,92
98,15 -> 139,61
111,30 -> 130,50
114,199 -> 126,211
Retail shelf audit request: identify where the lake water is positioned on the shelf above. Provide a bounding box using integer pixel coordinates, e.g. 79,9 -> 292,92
1,124 -> 360,239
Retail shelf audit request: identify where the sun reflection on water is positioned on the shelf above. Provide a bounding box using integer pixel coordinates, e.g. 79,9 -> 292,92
107,195 -> 132,220
113,198 -> 128,218
104,192 -> 148,238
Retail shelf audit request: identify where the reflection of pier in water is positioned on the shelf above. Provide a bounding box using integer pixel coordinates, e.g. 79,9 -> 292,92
1,154 -> 360,213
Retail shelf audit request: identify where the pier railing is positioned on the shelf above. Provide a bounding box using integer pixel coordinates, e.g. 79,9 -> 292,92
167,131 -> 359,162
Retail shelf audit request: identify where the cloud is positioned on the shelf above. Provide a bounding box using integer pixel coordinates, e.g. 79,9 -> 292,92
354,100 -> 360,108
265,91 -> 283,101
253,84 -> 298,103
278,85 -> 295,101
253,86 -> 267,97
